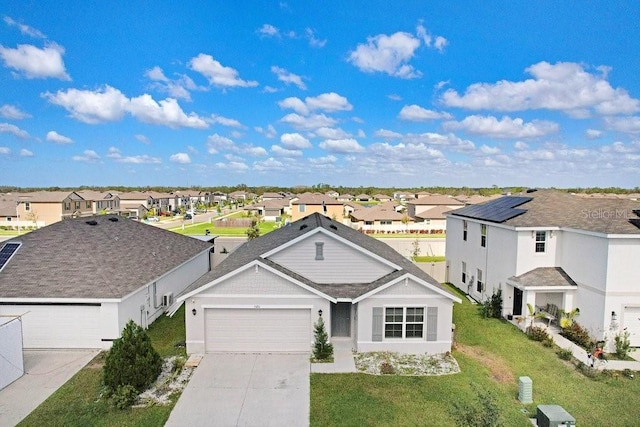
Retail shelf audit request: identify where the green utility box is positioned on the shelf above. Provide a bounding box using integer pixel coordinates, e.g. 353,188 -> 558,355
536,405 -> 576,427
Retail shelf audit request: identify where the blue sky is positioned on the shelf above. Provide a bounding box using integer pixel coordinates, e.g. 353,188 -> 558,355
1,1 -> 639,189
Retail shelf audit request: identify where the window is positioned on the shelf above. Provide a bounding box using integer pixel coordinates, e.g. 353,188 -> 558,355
24,202 -> 30,212
384,307 -> 424,339
86,201 -> 91,208
75,201 -> 80,209
461,261 -> 467,283
462,220 -> 467,241
535,231 -> 546,253
379,220 -> 392,225
315,242 -> 324,260
365,221 -> 374,226
476,269 -> 484,293
299,204 -> 306,212
480,224 -> 487,247
64,202 -> 71,210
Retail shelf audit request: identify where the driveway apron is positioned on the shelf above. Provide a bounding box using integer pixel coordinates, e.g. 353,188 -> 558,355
166,353 -> 310,427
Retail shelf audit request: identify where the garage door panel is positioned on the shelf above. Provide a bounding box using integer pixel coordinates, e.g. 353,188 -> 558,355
9,305 -> 101,349
623,306 -> 640,347
205,308 -> 311,353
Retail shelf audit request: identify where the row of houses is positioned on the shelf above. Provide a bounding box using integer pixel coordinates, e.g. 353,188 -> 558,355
0,188 -> 638,365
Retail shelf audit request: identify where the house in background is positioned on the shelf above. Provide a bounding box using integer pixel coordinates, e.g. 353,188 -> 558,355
290,193 -> 344,221
170,213 -> 460,355
244,198 -> 291,222
349,201 -> 406,233
0,215 -> 212,349
77,190 -> 121,215
445,190 -> 640,349
11,191 -> 91,227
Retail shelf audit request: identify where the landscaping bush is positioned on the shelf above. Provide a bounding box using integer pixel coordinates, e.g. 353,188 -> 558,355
560,321 -> 595,349
312,317 -> 334,361
614,329 -> 632,359
380,361 -> 395,375
526,325 -> 550,342
450,386 -> 502,427
103,320 -> 163,404
557,348 -> 573,361
108,384 -> 139,410
479,288 -> 502,319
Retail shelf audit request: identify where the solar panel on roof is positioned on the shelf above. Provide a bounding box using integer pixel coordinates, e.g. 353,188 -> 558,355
0,242 -> 21,272
451,196 -> 532,223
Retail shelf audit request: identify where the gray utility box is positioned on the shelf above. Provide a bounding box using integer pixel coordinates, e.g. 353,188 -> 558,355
518,376 -> 533,403
536,405 -> 576,427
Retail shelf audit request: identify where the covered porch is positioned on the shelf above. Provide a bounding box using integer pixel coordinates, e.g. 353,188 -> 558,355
506,267 -> 578,328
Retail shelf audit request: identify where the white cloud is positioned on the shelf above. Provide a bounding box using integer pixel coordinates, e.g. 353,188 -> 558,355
309,155 -> 337,165
72,150 -> 100,162
170,152 -> 191,164
585,129 -> 603,139
604,116 -> 640,134
116,154 -> 161,164
43,85 -> 128,123
254,158 -> 286,172
271,145 -> 302,157
0,146 -> 10,154
263,86 -> 278,93
443,115 -> 559,139
514,141 -> 529,150
239,145 -> 268,157
374,129 -> 403,139
480,145 -> 501,155
319,138 -> 365,153
211,114 -> 243,128
514,149 -> 555,160
441,61 -> 640,116
348,31 -> 422,79
19,148 -> 34,157
127,94 -> 208,129
434,36 -> 448,52
313,127 -> 351,140
0,104 -> 31,119
215,161 -> 249,171
306,93 -> 352,112
145,66 -> 168,82
3,17 -> 45,38
46,130 -> 73,144
280,132 -> 312,149
0,122 -> 29,139
189,53 -> 258,88
415,23 -> 448,52
255,124 -> 277,138
387,94 -> 402,101
278,97 -> 309,115
0,43 -> 70,80
258,24 -> 279,37
106,146 -> 122,158
279,113 -> 337,130
398,104 -> 452,121
145,66 -> 200,101
135,134 -> 150,144
368,141 -> 444,161
271,66 -> 306,90
206,133 -> 235,154
305,28 -> 326,48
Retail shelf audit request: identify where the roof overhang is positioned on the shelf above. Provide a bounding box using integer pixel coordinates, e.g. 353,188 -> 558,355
352,273 -> 462,304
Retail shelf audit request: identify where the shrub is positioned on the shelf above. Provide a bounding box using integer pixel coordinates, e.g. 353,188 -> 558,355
109,384 -> 139,409
614,329 -> 632,359
479,288 -> 502,319
450,386 -> 501,427
380,361 -> 395,375
103,320 -> 163,402
557,348 -> 573,360
560,321 -> 594,349
526,325 -> 550,342
312,317 -> 334,361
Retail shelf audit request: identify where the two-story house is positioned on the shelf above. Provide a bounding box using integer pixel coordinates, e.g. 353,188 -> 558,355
13,191 -> 92,227
290,193 -> 344,221
445,190 -> 640,348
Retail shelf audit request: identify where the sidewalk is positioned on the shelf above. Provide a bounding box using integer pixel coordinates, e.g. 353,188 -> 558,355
311,338 -> 357,373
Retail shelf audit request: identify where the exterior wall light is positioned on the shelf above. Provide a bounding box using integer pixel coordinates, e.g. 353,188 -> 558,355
192,308 -> 197,316
318,309 -> 323,317
611,311 -> 617,321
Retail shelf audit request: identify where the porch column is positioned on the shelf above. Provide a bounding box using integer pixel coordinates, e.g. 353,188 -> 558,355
523,290 -> 536,317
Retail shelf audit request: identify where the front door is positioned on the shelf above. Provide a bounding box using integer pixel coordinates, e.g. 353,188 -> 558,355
513,287 -> 523,316
331,302 -> 351,337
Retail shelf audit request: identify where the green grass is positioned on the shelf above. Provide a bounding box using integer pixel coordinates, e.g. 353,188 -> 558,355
311,284 -> 640,426
18,306 -> 187,427
170,221 -> 279,236
413,256 -> 446,262
370,233 -> 446,238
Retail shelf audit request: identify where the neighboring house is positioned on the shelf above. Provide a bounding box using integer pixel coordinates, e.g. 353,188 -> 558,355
355,194 -> 372,202
413,205 -> 451,233
325,190 -> 339,198
246,198 -> 290,222
0,215 -> 213,349
145,191 -> 175,213
336,194 -> 353,202
117,191 -> 154,217
349,201 -> 407,233
406,194 -> 464,219
445,190 -> 640,348
290,193 -> 344,221
374,194 -> 393,202
261,192 -> 285,201
170,213 -> 460,355
12,191 -> 91,227
0,197 -> 18,228
77,190 -> 121,215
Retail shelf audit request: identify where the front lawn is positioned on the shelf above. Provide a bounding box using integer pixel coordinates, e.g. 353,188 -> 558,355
311,285 -> 640,426
18,306 -> 188,427
170,221 -> 279,236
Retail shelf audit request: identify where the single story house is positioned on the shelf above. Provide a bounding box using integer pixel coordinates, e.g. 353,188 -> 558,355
0,215 -> 213,349
169,213 -> 460,355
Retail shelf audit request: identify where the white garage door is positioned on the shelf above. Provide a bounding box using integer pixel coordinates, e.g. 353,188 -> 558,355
205,308 -> 311,353
623,306 -> 640,347
10,305 -> 102,349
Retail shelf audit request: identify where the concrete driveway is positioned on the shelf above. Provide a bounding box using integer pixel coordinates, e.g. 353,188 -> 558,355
165,353 -> 310,427
0,349 -> 98,426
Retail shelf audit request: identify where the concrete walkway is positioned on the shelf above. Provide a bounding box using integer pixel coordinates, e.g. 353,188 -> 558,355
0,350 -> 98,427
311,338 -> 357,373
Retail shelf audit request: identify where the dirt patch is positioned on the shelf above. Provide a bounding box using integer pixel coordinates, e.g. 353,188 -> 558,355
456,344 -> 515,383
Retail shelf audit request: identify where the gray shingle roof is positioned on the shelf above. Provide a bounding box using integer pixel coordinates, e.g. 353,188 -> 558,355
181,212 -> 451,299
508,267 -> 578,288
0,215 -> 212,299
450,190 -> 640,234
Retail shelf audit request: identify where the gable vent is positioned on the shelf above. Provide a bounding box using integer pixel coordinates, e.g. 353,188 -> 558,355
108,217 -> 119,222
85,220 -> 98,226
330,224 -> 337,230
299,224 -> 308,230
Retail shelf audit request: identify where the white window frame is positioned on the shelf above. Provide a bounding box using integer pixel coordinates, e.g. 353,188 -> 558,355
476,269 -> 484,293
299,204 -> 306,212
535,231 -> 546,253
384,306 -> 425,339
463,220 -> 468,241
462,261 -> 467,284
480,224 -> 487,247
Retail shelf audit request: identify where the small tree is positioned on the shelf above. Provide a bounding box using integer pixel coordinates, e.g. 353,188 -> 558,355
410,238 -> 421,261
103,320 -> 162,403
480,288 -> 502,319
312,317 -> 333,361
246,224 -> 260,239
614,329 -> 632,359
